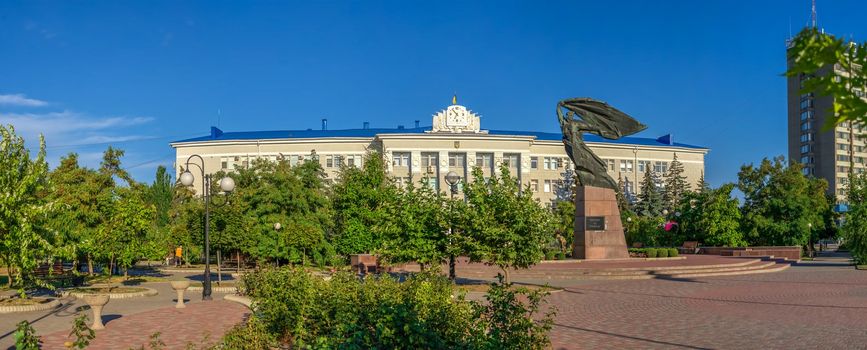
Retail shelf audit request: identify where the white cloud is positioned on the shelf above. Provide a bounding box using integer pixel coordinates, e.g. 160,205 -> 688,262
0,94 -> 48,107
0,110 -> 155,149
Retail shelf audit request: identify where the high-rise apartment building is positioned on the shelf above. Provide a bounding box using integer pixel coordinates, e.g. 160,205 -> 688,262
787,37 -> 866,205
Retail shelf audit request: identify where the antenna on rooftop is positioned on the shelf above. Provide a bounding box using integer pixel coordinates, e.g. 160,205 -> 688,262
217,108 -> 222,128
811,0 -> 817,28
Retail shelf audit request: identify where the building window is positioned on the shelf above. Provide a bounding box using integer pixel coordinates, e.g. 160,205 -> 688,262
800,111 -> 814,121
653,161 -> 668,173
838,155 -> 851,162
620,160 -> 633,173
837,166 -> 850,173
393,152 -> 410,167
221,158 -> 228,170
449,153 -> 466,168
837,132 -> 849,139
800,99 -> 813,110
530,157 -> 538,169
637,160 -> 651,172
802,167 -> 812,176
838,144 -> 850,151
421,153 -> 438,174
543,180 -> 551,193
543,157 -> 560,170
801,121 -> 812,131
530,179 -> 538,192
346,154 -> 361,167
503,153 -> 520,168
800,145 -> 811,154
607,159 -> 616,171
422,176 -> 438,190
800,133 -> 813,142
476,153 -> 493,170
801,156 -> 812,164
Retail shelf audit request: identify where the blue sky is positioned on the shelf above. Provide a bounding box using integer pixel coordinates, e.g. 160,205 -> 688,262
1,1 -> 865,186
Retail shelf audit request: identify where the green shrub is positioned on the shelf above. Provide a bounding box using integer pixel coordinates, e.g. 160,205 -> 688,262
645,248 -> 658,258
657,248 -> 669,258
544,250 -> 555,260
14,320 -> 40,350
557,251 -> 566,260
240,268 -> 555,349
668,248 -> 679,257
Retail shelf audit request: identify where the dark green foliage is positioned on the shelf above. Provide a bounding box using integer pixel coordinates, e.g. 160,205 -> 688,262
662,153 -> 689,212
544,250 -> 554,260
843,173 -> 867,264
551,200 -> 575,255
331,152 -> 394,255
557,251 -> 566,260
656,248 -> 669,258
14,320 -> 40,350
379,181 -> 451,267
677,183 -> 745,247
0,125 -> 51,292
625,216 -> 664,247
737,157 -> 829,248
463,166 -> 553,283
635,169 -> 663,217
213,316 -> 276,349
240,268 -> 554,349
668,248 -> 678,257
69,313 -> 95,349
645,248 -> 658,258
786,27 -> 867,128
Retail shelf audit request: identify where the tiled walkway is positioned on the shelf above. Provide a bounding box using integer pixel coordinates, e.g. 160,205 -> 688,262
39,300 -> 248,349
545,255 -> 867,349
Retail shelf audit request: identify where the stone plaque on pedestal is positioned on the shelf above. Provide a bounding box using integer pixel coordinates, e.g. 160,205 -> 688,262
573,186 -> 629,260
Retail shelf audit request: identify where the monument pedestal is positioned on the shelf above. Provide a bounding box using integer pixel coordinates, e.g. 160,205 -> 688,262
573,186 -> 629,260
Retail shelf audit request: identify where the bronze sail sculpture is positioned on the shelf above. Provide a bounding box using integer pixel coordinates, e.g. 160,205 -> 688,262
557,97 -> 646,259
557,97 -> 647,189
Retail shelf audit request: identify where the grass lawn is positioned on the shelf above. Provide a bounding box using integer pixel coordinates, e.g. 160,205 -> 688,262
856,265 -> 867,270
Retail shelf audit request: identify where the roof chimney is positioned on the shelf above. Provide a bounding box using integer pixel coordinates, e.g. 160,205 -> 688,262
321,118 -> 327,131
656,134 -> 674,145
210,126 -> 224,139
414,120 -> 420,128
363,122 -> 369,129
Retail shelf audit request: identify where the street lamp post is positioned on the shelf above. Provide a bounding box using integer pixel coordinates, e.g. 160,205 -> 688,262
179,154 -> 235,301
444,171 -> 461,281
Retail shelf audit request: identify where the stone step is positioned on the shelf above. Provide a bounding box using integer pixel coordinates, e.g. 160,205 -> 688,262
453,259 -> 785,280
663,261 -> 792,279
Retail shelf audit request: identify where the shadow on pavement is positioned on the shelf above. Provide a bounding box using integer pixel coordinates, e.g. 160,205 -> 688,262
552,323 -> 710,350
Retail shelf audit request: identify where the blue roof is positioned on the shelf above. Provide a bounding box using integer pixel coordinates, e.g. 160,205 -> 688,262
173,126 -> 707,150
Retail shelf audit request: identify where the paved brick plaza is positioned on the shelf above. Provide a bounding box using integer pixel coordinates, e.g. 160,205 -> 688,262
545,260 -> 867,349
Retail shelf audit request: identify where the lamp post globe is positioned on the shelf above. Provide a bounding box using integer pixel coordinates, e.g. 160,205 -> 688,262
220,177 -> 235,193
274,222 -> 282,231
445,171 -> 461,186
180,171 -> 195,187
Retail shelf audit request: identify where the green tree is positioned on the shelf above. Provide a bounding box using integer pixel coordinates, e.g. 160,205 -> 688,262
634,169 -> 663,217
0,125 -> 51,291
462,166 -> 552,283
331,152 -> 394,255
662,153 -> 689,212
843,173 -> 867,264
550,200 -> 574,256
677,183 -> 745,247
103,186 -> 154,278
379,181 -> 450,267
786,27 -> 867,129
737,157 -> 829,249
232,156 -> 331,265
46,154 -> 103,274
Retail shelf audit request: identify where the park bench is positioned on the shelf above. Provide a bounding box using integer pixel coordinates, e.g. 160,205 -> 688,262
350,254 -> 380,274
678,241 -> 701,255
33,262 -> 82,288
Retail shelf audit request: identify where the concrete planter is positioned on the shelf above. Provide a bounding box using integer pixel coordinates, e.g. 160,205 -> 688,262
0,297 -> 61,314
81,294 -> 110,330
170,280 -> 190,308
62,287 -> 158,300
